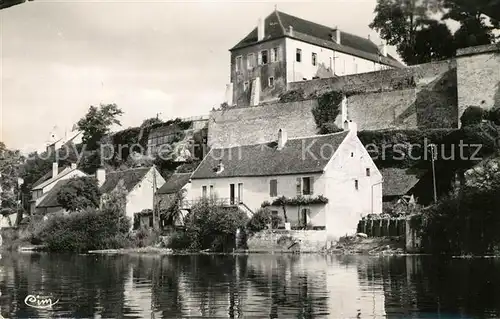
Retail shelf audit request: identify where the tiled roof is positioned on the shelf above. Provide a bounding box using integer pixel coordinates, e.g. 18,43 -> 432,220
32,166 -> 66,188
32,166 -> 82,191
100,167 -> 151,194
381,168 -> 421,197
191,131 -> 349,179
37,179 -> 71,208
157,173 -> 191,194
230,10 -> 403,68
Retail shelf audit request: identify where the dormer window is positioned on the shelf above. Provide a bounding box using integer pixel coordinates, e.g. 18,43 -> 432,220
215,161 -> 224,174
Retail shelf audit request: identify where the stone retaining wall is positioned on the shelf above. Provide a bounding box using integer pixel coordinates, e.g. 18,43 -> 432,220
244,229 -> 328,253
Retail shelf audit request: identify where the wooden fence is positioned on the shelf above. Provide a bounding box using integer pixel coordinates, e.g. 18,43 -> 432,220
356,217 -> 407,237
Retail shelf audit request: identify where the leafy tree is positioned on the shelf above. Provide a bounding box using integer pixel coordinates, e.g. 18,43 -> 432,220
141,117 -> 162,128
370,0 -> 445,65
76,104 -> 123,151
160,188 -> 187,227
442,0 -> 499,49
247,208 -> 283,233
460,105 -> 485,126
56,176 -> 100,212
0,142 -> 25,224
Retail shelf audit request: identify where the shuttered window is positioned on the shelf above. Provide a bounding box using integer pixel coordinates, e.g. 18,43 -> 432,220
296,178 -> 302,195
270,179 -> 278,197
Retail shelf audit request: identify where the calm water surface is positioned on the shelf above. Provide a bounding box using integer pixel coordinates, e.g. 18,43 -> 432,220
0,253 -> 498,318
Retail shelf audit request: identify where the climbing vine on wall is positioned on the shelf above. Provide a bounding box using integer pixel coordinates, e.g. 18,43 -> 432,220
312,91 -> 344,134
261,195 -> 329,207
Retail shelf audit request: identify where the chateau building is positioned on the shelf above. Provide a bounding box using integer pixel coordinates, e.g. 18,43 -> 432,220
226,10 -> 404,107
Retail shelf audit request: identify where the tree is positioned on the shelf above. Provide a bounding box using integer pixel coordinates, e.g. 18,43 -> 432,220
442,0 -> 499,48
76,104 -> 124,151
160,188 -> 187,227
0,142 -> 25,224
370,0 -> 445,65
0,0 -> 33,10
56,176 -> 101,212
141,117 -> 163,128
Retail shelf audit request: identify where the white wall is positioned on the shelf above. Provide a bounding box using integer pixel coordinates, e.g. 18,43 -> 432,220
322,131 -> 383,239
189,173 -> 326,226
285,38 -> 389,81
126,168 -> 166,224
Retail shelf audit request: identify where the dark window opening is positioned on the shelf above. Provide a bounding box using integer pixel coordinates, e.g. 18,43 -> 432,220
366,168 -> 370,176
355,180 -> 359,190
296,48 -> 302,62
302,177 -> 311,195
261,50 -> 268,64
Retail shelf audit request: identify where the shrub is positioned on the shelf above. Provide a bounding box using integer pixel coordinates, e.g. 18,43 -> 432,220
247,208 -> 282,234
130,225 -> 160,248
460,106 -> 485,127
184,198 -> 249,252
167,230 -> 192,250
57,176 -> 101,212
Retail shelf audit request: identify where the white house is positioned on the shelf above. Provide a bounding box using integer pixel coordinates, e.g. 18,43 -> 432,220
97,165 -> 166,229
189,122 -> 383,239
227,10 -> 404,106
31,162 -> 88,215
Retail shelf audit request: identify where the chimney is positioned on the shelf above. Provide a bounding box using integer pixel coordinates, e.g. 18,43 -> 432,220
348,120 -> 358,134
258,18 -> 265,41
333,27 -> 341,44
52,162 -> 58,179
277,129 -> 288,150
378,42 -> 387,57
96,167 -> 106,188
288,26 -> 293,36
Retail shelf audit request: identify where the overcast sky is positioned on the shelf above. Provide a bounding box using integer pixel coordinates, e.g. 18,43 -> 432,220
0,0 -> 397,153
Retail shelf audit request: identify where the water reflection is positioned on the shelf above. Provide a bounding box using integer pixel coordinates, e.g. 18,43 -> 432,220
0,253 -> 499,318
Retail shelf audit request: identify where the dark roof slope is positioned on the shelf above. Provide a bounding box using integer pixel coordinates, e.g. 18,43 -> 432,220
157,173 -> 191,194
37,179 -> 71,208
32,166 -> 66,188
191,131 -> 349,179
381,168 -> 421,197
100,167 -> 151,194
231,10 -> 403,68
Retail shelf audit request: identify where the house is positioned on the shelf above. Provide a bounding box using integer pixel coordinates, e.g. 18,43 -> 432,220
31,162 -> 88,215
226,10 -> 404,106
96,166 -> 166,229
155,172 -> 192,227
189,121 -> 383,239
380,168 -> 423,212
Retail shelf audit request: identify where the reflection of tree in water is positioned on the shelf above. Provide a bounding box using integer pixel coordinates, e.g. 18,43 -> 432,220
245,255 -> 326,318
0,253 -> 133,318
357,256 -> 500,318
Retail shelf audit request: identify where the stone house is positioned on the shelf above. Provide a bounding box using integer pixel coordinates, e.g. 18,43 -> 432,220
380,168 -> 423,212
189,122 -> 383,239
97,166 -> 166,229
31,162 -> 87,215
155,172 -> 192,227
226,9 -> 404,107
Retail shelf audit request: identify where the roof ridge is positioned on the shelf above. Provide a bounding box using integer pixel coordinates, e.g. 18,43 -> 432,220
274,10 -> 286,35
287,130 -> 349,141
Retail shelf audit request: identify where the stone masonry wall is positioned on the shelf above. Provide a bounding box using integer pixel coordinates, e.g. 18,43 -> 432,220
456,44 -> 500,123
293,59 -> 459,130
245,229 -> 329,253
208,100 -> 317,148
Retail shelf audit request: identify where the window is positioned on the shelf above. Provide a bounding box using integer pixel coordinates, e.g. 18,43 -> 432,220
260,50 -> 268,65
238,183 -> 243,203
270,47 -> 278,62
312,52 -> 317,66
243,81 -> 249,91
301,208 -> 310,226
235,56 -> 242,72
351,152 -> 354,157
270,179 -> 278,197
268,76 -> 274,87
302,177 -> 312,195
202,186 -> 207,198
230,183 -> 235,205
366,168 -> 371,176
296,48 -> 302,62
355,180 -> 359,190
247,53 -> 255,69
210,185 -> 214,196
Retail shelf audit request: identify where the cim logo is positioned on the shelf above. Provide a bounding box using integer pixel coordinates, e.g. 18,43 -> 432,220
24,295 -> 59,309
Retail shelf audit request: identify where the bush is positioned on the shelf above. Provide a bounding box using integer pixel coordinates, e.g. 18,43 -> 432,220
167,230 -> 192,250
184,198 -> 249,252
460,106 -> 485,127
247,208 -> 282,234
130,225 -> 160,248
40,208 -> 132,252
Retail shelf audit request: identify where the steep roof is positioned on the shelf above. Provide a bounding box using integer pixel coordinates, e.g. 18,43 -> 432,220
191,131 -> 349,179
37,179 -> 71,208
381,168 -> 421,197
32,166 -> 83,191
230,10 -> 403,68
100,167 -> 151,194
32,166 -> 66,188
157,173 -> 191,194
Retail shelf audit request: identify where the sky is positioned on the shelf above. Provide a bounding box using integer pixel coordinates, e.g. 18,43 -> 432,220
0,0 -> 398,153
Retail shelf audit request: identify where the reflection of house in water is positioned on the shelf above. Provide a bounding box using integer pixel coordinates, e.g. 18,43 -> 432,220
123,264 -> 156,318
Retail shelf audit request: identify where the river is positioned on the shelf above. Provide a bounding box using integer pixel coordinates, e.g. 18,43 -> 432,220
0,253 -> 498,318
